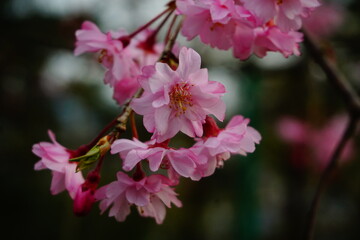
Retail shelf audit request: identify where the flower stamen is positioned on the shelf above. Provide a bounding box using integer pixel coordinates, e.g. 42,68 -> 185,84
169,83 -> 193,116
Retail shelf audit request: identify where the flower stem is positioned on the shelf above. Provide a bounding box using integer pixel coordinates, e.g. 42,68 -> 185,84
130,112 -> 139,139
128,2 -> 175,39
165,14 -> 178,46
164,16 -> 183,54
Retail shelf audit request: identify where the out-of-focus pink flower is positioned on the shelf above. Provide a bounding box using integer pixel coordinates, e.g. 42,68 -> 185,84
303,3 -> 344,39
253,25 -> 303,57
131,47 -> 226,142
32,130 -> 84,199
233,20 -> 303,59
112,77 -> 140,106
111,138 -> 199,180
75,21 -> 136,87
75,22 -> 166,106
95,172 -> 181,224
241,0 -> 320,31
111,29 -> 164,105
277,117 -> 309,143
277,115 -> 355,170
311,116 -> 354,169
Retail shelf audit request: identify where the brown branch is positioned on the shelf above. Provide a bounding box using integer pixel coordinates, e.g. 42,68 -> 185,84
303,116 -> 358,240
303,31 -> 360,117
302,30 -> 360,240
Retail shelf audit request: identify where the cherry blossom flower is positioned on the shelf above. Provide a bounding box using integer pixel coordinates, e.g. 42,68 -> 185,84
233,21 -> 303,59
131,47 -> 226,142
75,22 -> 166,106
111,29 -> 164,105
32,130 -> 84,199
241,0 -> 320,31
177,0 -> 238,50
177,1 -> 303,60
111,138 -> 199,179
73,187 -> 96,216
193,115 -> 261,172
73,171 -> 100,216
95,172 -> 181,224
74,21 -> 136,87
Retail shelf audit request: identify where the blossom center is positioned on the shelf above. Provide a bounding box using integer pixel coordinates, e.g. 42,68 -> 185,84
98,49 -> 113,64
276,0 -> 283,5
169,83 -> 193,116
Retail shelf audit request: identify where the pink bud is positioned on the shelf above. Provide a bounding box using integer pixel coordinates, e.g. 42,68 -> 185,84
73,187 -> 95,217
73,171 -> 100,216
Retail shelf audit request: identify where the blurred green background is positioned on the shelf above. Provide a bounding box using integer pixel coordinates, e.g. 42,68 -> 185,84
1,0 -> 359,239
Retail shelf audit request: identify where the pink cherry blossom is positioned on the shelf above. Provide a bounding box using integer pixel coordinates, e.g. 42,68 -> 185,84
111,138 -> 199,179
193,115 -> 261,171
73,187 -> 95,216
74,21 -> 136,87
176,0 -> 238,50
241,0 -> 320,31
254,24 -> 303,58
32,130 -> 84,199
131,47 -> 226,142
203,115 -> 261,155
112,77 -> 140,106
75,22 -> 166,106
233,19 -> 303,60
73,170 -> 100,216
111,29 -> 164,105
95,172 -> 181,224
177,1 -> 303,60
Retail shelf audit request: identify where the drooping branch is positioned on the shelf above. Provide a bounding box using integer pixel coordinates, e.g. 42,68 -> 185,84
303,116 -> 358,240
302,30 -> 360,240
303,31 -> 360,117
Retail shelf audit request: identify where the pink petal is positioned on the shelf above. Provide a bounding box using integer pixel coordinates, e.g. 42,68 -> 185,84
177,47 -> 202,79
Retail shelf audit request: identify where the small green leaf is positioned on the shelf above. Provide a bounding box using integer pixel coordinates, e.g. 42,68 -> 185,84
69,146 -> 101,172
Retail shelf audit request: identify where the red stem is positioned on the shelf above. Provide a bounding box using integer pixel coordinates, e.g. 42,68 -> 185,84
165,14 -> 178,45
152,9 -> 174,38
130,112 -> 139,139
128,7 -> 172,39
70,116 -> 120,157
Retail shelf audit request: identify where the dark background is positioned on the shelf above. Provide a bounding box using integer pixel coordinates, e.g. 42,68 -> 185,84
1,0 -> 359,239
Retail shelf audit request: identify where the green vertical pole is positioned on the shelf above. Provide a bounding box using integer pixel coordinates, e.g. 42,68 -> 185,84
235,69 -> 262,240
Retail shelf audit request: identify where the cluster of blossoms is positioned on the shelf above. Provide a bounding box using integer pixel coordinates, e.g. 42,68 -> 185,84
178,0 -> 320,59
33,0 -> 321,224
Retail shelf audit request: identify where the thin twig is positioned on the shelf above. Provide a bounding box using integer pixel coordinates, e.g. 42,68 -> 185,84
303,31 -> 360,117
130,111 -> 139,139
128,7 -> 172,39
302,30 -> 360,240
165,14 -> 178,45
116,88 -> 143,132
303,116 -> 358,240
164,16 -> 183,54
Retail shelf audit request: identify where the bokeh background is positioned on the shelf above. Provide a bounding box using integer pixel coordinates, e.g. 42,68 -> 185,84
1,0 -> 359,239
